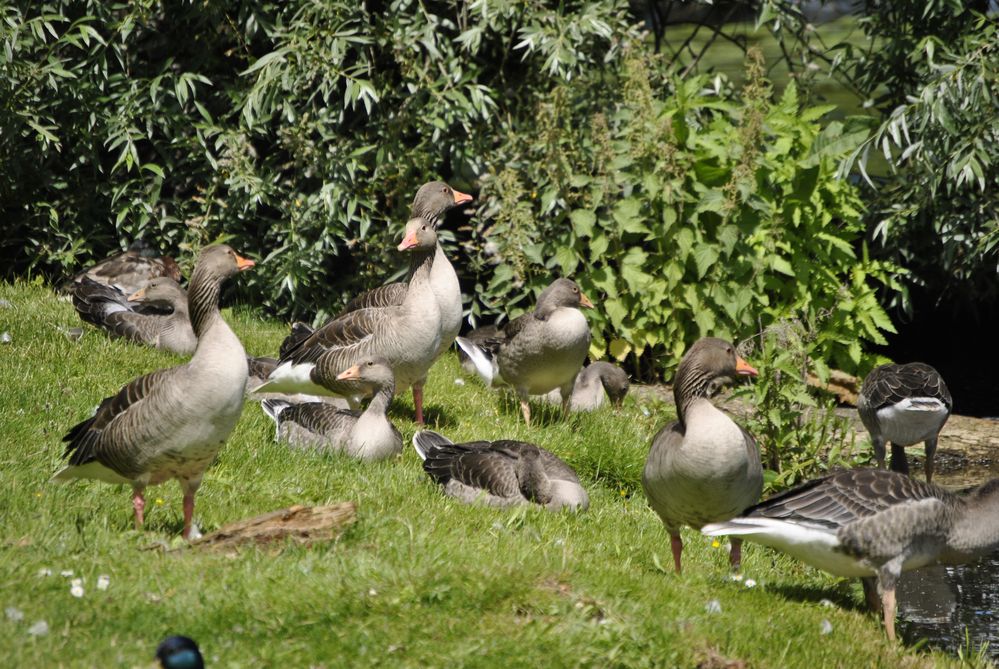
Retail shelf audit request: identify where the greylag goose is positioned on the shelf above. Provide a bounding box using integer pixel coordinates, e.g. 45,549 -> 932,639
412,430 -> 589,511
701,469 -> 999,641
541,361 -> 630,411
455,278 -> 594,425
52,245 -> 254,539
281,181 -> 472,420
156,636 -> 204,669
858,362 -> 951,482
258,218 -> 441,420
642,337 -> 761,573
62,239 -> 182,295
72,276 -> 197,355
261,357 -> 402,461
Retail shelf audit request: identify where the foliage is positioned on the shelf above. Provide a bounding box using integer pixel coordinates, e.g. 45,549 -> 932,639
840,14 -> 999,310
476,49 -> 900,378
734,316 -> 864,493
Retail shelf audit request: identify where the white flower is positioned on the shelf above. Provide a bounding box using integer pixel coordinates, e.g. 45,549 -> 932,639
729,573 -> 743,582
454,378 -> 465,386
37,568 -> 52,578
744,579 -> 757,588
5,607 -> 24,622
27,620 -> 49,636
368,588 -> 378,597
705,599 -> 722,614
70,579 -> 84,598
819,598 -> 835,608
60,570 -> 73,578
820,619 -> 833,635
96,575 -> 110,591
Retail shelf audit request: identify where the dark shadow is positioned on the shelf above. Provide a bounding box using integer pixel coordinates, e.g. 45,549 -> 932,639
388,397 -> 458,430
495,390 -> 572,428
765,580 -> 869,614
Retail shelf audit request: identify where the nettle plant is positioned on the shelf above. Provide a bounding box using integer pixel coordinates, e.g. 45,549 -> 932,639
475,49 -> 902,380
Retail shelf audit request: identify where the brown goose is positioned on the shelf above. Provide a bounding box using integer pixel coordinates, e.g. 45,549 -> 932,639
455,278 -> 594,425
258,218 -> 441,419
62,239 -> 182,295
261,357 -> 402,461
282,181 -> 472,420
642,337 -> 761,573
541,361 -> 630,411
857,362 -> 952,482
702,469 -> 999,641
72,276 -> 197,355
52,245 -> 254,539
412,430 -> 589,511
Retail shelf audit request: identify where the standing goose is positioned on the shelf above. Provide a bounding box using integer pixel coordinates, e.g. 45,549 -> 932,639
413,430 -> 589,511
541,361 -> 630,411
858,362 -> 952,482
701,469 -> 999,641
72,276 -> 197,355
282,181 -> 472,419
642,337 -> 761,573
52,245 -> 254,539
456,278 -> 594,425
259,218 -> 442,419
62,239 -> 182,295
261,357 -> 402,461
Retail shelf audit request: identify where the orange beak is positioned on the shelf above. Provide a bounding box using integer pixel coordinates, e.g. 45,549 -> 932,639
452,188 -> 473,205
235,253 -> 255,271
735,357 -> 758,377
128,287 -> 146,301
397,231 -> 419,252
336,364 -> 362,381
579,292 -> 595,309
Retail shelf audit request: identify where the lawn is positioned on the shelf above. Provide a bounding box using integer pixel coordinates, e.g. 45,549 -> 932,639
0,280 -> 956,667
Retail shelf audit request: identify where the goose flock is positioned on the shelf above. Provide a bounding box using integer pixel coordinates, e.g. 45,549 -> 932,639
58,180 -> 999,643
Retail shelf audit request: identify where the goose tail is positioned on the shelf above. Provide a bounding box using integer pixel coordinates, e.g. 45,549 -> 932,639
412,430 -> 454,461
454,337 -> 496,386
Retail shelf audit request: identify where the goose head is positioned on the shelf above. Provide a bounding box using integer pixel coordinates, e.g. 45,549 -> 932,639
127,277 -> 187,307
591,361 -> 630,407
396,217 -> 438,252
674,337 -> 757,409
534,278 -> 594,319
335,356 -> 396,394
412,180 -> 474,226
191,244 -> 255,283
155,635 -> 204,669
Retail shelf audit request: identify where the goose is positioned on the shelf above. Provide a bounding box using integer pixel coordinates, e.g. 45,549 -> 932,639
261,357 -> 402,461
701,469 -> 999,641
857,362 -> 952,482
258,218 -> 441,420
52,245 -> 254,539
412,430 -> 589,511
156,636 -> 204,669
456,278 -> 594,425
72,276 -> 197,355
282,181 -> 472,420
541,361 -> 630,411
62,239 -> 182,296
642,337 -> 761,573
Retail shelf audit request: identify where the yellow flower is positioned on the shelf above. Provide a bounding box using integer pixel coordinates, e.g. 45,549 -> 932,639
155,498 -> 165,506
711,539 -> 721,548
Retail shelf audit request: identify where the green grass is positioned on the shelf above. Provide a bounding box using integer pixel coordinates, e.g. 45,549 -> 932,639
0,280 -> 954,668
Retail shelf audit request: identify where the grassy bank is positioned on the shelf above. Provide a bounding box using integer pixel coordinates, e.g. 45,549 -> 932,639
0,281 -> 953,667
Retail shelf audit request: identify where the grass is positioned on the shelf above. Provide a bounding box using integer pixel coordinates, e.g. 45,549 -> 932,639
0,280 -> 959,668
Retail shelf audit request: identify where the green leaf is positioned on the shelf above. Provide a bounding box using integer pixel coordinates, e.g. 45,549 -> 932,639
570,209 -> 596,238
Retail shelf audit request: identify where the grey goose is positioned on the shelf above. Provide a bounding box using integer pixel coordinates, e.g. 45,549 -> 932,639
857,362 -> 952,482
62,238 -> 182,296
701,469 -> 999,641
259,217 -> 442,419
413,430 -> 589,511
541,361 -> 630,411
456,278 -> 594,425
72,276 -> 197,355
642,337 -> 762,573
53,245 -> 254,539
261,357 -> 402,461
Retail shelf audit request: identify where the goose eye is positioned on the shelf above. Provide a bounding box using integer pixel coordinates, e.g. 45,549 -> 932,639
421,225 -> 427,231
366,360 -> 374,366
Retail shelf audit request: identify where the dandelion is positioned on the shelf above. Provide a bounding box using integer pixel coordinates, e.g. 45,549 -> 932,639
27,620 -> 49,636
711,539 -> 721,549
70,578 -> 84,598
96,575 -> 110,591
37,568 -> 52,578
820,619 -> 833,635
705,599 -> 722,614
59,570 -> 73,578
619,489 -> 627,497
5,607 -> 24,622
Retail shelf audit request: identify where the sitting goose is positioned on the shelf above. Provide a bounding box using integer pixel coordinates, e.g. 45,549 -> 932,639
282,181 -> 472,420
62,239 -> 182,295
456,278 -> 594,425
541,361 -> 630,411
72,276 -> 197,355
701,469 -> 999,641
413,430 -> 589,511
259,218 -> 441,419
261,357 -> 402,461
642,337 -> 761,573
52,245 -> 254,539
858,362 -> 952,482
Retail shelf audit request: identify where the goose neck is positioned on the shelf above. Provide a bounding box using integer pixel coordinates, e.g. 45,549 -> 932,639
187,268 -> 224,337
673,361 -> 715,426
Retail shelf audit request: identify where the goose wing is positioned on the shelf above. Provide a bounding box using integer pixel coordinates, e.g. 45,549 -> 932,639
338,283 -> 408,315
422,441 -> 523,497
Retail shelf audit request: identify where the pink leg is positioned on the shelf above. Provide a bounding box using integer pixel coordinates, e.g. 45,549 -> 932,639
181,493 -> 196,540
670,532 -> 683,574
132,489 -> 146,529
413,384 -> 425,425
729,537 -> 743,571
520,400 -> 532,427
882,588 -> 897,641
